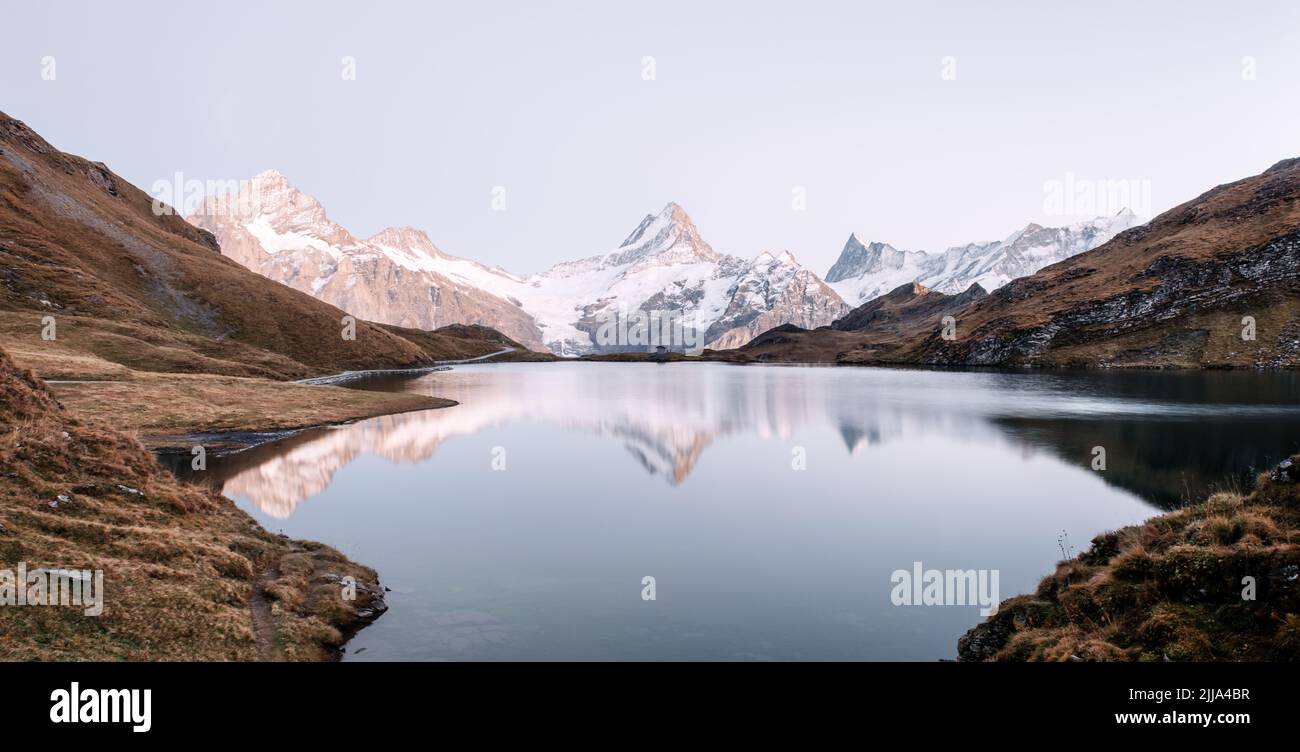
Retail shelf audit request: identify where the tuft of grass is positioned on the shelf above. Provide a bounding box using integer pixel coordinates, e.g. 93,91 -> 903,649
959,454 -> 1300,661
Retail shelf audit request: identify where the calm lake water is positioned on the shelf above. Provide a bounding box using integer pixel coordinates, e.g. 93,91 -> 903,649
170,363 -> 1300,660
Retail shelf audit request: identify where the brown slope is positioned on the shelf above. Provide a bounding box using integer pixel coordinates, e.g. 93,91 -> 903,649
832,281 -> 987,331
0,346 -> 387,660
911,157 -> 1300,368
731,158 -> 1300,368
913,158 -> 1300,368
0,113 -> 524,380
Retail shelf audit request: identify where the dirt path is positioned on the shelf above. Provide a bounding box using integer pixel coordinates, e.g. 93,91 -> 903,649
250,558 -> 285,661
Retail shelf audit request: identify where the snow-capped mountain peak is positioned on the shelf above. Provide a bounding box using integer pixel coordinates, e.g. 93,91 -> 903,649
195,170 -> 355,259
244,169 -> 324,218
753,249 -> 800,268
365,226 -> 453,272
367,226 -> 437,252
188,172 -> 547,350
702,248 -> 848,350
826,211 -> 1145,306
191,173 -> 1130,359
608,201 -> 719,268
513,204 -> 846,355
824,235 -> 924,284
824,234 -> 930,304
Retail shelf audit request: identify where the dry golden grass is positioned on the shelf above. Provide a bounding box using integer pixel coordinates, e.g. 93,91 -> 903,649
48,371 -> 452,448
959,467 -> 1300,661
0,347 -> 387,661
1,340 -> 133,381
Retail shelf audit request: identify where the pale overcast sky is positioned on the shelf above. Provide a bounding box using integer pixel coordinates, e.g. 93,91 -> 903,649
4,0 -> 1299,274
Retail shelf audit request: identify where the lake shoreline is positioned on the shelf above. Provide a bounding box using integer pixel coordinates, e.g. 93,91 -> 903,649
48,372 -> 459,453
581,349 -> 1300,371
0,347 -> 394,662
147,398 -> 459,455
958,455 -> 1300,662
140,361 -> 1300,661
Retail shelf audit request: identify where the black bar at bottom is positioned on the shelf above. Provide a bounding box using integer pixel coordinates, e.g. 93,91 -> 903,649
3,661 -> 1281,740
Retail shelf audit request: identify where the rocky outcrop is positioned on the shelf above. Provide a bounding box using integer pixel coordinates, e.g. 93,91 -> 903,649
1272,457 -> 1299,484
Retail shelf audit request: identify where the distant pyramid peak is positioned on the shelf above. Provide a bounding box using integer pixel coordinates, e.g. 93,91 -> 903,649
825,235 -> 910,283
620,202 -> 696,244
885,281 -> 930,299
753,249 -> 798,266
190,169 -> 342,238
955,282 -> 989,302
243,169 -> 310,204
368,226 -> 437,251
611,201 -> 717,265
846,233 -> 890,251
248,169 -> 294,194
660,201 -> 689,220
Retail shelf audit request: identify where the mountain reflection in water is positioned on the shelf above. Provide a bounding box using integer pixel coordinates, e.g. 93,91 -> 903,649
159,363 -> 1300,660
174,363 -> 1300,518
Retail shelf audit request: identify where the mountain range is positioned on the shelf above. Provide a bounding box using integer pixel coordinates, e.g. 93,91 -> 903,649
825,210 -> 1143,306
8,108 -> 1290,374
736,158 -> 1300,369
189,179 -> 851,355
188,173 -> 1137,355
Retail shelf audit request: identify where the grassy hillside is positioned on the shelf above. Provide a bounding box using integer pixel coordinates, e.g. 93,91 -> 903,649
0,346 -> 387,660
0,113 -> 527,380
917,157 -> 1300,368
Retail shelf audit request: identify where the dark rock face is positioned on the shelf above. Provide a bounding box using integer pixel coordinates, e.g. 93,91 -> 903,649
1272,458 -> 1299,484
956,610 -> 1015,662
